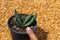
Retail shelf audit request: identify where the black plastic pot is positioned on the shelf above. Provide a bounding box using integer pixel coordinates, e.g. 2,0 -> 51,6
7,14 -> 37,40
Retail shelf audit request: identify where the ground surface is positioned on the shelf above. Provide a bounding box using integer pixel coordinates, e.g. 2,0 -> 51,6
0,0 -> 60,40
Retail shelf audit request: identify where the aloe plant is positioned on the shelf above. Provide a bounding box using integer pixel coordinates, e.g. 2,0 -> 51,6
14,10 -> 37,28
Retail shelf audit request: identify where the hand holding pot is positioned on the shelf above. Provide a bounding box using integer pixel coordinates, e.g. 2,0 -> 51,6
26,27 -> 38,40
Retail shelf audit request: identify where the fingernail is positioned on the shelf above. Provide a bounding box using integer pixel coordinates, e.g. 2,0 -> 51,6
26,27 -> 31,31
26,27 -> 34,35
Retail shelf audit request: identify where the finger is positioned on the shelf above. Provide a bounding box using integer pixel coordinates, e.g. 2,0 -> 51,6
26,27 -> 38,40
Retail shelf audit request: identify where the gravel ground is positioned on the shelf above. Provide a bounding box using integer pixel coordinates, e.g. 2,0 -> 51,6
0,0 -> 60,40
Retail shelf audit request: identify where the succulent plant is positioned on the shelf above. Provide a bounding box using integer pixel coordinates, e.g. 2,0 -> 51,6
14,10 -> 37,28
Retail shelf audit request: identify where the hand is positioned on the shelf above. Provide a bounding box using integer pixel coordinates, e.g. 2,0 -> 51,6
26,27 -> 38,40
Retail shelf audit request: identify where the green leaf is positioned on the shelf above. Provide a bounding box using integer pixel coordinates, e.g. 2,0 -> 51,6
14,9 -> 22,26
14,18 -> 20,26
24,13 -> 37,26
23,14 -> 33,25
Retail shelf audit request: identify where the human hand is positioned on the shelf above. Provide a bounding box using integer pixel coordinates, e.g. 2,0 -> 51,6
26,27 -> 38,40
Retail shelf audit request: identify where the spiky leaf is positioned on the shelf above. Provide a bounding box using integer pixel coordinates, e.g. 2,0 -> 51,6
23,14 -> 33,24
15,10 -> 22,26
14,18 -> 20,26
24,13 -> 37,26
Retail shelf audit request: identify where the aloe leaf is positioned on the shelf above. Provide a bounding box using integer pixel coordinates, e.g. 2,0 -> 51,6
24,13 -> 37,26
14,18 -> 20,26
23,14 -> 33,24
21,15 -> 26,24
15,10 -> 22,26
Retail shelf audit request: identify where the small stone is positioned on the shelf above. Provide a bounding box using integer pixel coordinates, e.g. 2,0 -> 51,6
16,27 -> 19,30
5,38 -> 8,40
31,26 -> 33,28
12,26 -> 16,29
14,25 -> 16,28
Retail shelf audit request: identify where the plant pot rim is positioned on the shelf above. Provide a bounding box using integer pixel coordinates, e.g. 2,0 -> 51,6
7,14 -> 37,34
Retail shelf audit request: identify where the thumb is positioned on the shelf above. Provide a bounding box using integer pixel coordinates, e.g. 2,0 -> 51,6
26,27 -> 38,40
